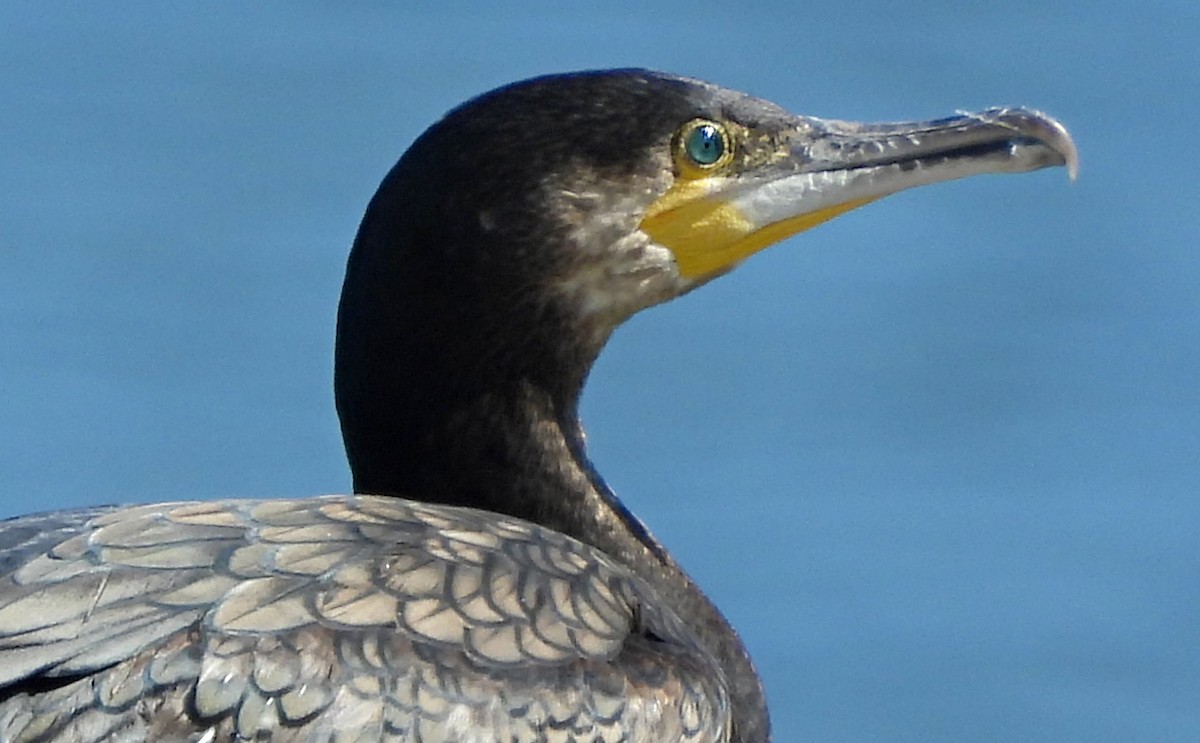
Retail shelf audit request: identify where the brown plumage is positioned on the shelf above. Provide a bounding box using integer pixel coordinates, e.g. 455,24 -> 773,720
0,498 -> 722,742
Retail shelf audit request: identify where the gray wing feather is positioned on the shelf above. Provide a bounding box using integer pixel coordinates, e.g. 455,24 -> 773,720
0,497 -> 729,743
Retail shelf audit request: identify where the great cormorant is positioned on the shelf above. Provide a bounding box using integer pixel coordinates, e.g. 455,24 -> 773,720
0,70 -> 1076,743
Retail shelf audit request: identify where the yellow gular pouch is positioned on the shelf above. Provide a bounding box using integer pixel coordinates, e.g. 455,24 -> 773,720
640,184 -> 877,280
638,117 -> 877,280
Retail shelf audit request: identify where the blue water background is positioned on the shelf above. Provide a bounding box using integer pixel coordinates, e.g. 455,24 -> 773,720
1,3 -> 1197,741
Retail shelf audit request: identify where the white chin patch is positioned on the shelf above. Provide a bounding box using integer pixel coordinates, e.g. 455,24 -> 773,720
552,231 -> 685,329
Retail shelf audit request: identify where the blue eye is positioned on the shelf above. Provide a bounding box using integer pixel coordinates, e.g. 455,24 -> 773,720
685,122 -> 726,166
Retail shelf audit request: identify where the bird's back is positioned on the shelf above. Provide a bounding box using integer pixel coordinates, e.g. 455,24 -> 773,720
0,496 -> 728,743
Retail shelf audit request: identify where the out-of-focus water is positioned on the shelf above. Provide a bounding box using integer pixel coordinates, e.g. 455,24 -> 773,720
1,3 -> 1196,741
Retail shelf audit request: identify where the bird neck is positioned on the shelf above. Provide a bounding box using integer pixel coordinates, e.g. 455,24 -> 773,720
338,337 -> 768,743
335,296 -> 769,743
334,156 -> 769,741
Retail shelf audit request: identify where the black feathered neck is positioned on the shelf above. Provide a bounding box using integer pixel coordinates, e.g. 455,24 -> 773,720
334,70 -> 769,743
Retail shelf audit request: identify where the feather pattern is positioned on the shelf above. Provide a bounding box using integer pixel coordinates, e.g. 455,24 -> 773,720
0,496 -> 729,743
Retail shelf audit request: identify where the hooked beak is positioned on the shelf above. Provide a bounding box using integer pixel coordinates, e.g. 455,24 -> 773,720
641,107 -> 1078,280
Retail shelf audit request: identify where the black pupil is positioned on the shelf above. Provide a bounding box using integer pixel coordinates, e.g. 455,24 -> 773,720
690,124 -> 723,165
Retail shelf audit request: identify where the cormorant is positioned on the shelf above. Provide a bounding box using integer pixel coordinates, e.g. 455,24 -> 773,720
0,70 -> 1076,743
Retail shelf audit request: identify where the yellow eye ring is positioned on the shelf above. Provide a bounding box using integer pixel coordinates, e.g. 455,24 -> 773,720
673,119 -> 733,175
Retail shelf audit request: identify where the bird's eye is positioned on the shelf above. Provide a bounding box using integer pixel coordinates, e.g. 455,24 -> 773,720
678,120 -> 730,170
